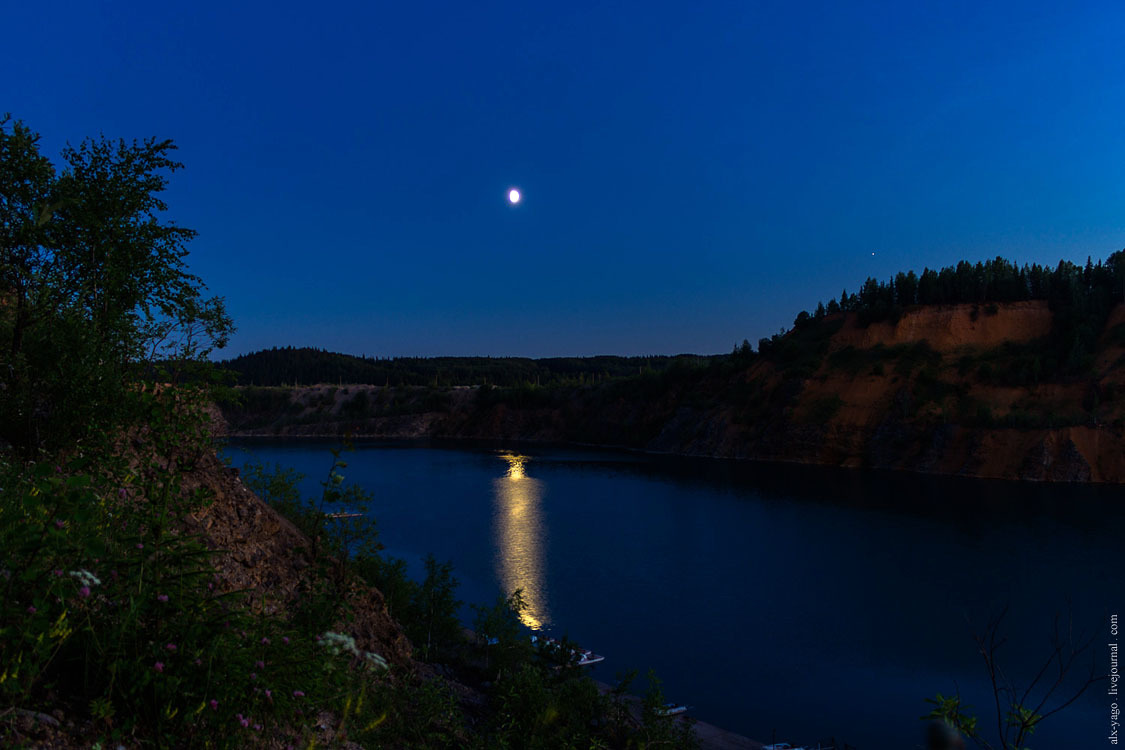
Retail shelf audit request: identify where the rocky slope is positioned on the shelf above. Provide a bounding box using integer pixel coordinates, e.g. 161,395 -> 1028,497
220,301 -> 1125,483
179,441 -> 414,668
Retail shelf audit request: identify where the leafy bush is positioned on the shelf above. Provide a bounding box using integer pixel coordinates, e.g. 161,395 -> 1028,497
0,394 -> 391,748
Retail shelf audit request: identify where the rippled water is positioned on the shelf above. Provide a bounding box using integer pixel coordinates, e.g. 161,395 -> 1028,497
226,438 -> 1122,749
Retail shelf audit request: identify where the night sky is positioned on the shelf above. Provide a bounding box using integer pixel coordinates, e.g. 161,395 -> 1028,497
5,2 -> 1124,357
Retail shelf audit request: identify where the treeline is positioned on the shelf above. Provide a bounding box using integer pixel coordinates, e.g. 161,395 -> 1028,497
220,347 -> 712,387
767,252 -> 1125,377
799,253 -> 1125,326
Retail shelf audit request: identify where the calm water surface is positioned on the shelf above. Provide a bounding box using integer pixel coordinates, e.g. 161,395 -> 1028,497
226,439 -> 1122,749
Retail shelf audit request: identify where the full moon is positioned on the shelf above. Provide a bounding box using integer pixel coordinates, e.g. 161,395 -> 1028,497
508,188 -> 521,204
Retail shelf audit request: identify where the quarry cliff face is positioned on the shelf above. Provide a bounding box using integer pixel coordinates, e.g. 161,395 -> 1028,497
219,301 -> 1125,483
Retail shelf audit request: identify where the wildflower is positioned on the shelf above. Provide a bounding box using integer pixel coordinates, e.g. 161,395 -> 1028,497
264,689 -> 272,702
136,543 -> 144,550
194,658 -> 202,666
118,488 -> 127,498
249,672 -> 257,680
157,594 -> 169,603
154,662 -> 164,673
236,713 -> 249,727
166,643 -> 177,652
282,636 -> 290,645
53,569 -> 63,577
27,606 -> 36,614
292,690 -> 305,698
364,651 -> 390,671
260,636 -> 270,645
54,519 -> 65,529
318,631 -> 360,657
253,724 -> 262,731
255,660 -> 264,669
78,586 -> 91,598
210,700 -> 218,710
69,570 -> 101,588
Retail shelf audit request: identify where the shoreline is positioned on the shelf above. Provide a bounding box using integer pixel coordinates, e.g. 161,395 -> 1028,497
222,428 -> 1122,486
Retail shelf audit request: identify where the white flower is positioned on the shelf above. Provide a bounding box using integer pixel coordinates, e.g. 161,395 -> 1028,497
319,631 -> 388,670
69,569 -> 101,587
363,651 -> 389,671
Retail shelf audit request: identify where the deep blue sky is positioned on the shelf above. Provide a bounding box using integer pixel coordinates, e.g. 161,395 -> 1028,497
5,1 -> 1125,357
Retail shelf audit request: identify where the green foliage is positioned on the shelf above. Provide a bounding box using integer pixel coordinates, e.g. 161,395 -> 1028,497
473,590 -> 533,677
482,660 -> 610,750
0,395 -> 391,749
603,670 -> 700,750
757,316 -> 844,378
820,254 -> 1125,378
922,694 -> 978,744
222,346 -> 711,389
923,608 -> 1099,750
354,552 -> 464,663
411,555 -> 463,662
0,115 -> 233,454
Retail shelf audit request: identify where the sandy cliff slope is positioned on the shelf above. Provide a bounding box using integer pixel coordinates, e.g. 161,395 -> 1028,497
219,302 -> 1125,483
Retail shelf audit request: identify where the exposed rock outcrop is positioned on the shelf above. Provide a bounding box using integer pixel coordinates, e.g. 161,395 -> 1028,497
218,302 -> 1125,484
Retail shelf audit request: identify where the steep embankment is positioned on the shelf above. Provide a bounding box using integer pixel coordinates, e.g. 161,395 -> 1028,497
220,301 -> 1125,482
180,443 -> 413,667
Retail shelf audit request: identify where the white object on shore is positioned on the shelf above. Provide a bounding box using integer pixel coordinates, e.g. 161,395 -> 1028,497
655,702 -> 690,716
530,634 -> 605,666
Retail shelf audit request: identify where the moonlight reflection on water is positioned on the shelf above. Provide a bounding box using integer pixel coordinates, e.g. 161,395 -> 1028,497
493,453 -> 550,630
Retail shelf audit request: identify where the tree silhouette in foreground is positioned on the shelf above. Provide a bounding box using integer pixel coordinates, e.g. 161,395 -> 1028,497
924,605 -> 1102,750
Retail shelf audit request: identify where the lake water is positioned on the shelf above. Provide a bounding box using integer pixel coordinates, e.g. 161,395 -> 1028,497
226,438 -> 1121,749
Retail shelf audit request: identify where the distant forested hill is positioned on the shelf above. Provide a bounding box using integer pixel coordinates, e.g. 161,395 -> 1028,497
219,347 -> 714,387
222,251 -> 1125,483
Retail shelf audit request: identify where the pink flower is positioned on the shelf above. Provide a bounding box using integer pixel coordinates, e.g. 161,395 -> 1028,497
255,660 -> 264,669
261,636 -> 270,645
53,569 -> 63,577
194,658 -> 202,666
264,689 -> 273,702
54,519 -> 64,529
157,594 -> 169,603
136,543 -> 144,550
154,662 -> 164,673
292,690 -> 305,698
118,488 -> 127,498
27,606 -> 36,614
78,586 -> 90,598
210,699 -> 218,710
249,672 -> 257,680
236,713 -> 249,727
253,724 -> 262,731
282,636 -> 290,645
166,643 -> 177,651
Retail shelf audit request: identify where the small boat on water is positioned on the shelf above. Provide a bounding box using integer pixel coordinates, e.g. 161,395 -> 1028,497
530,635 -> 605,666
